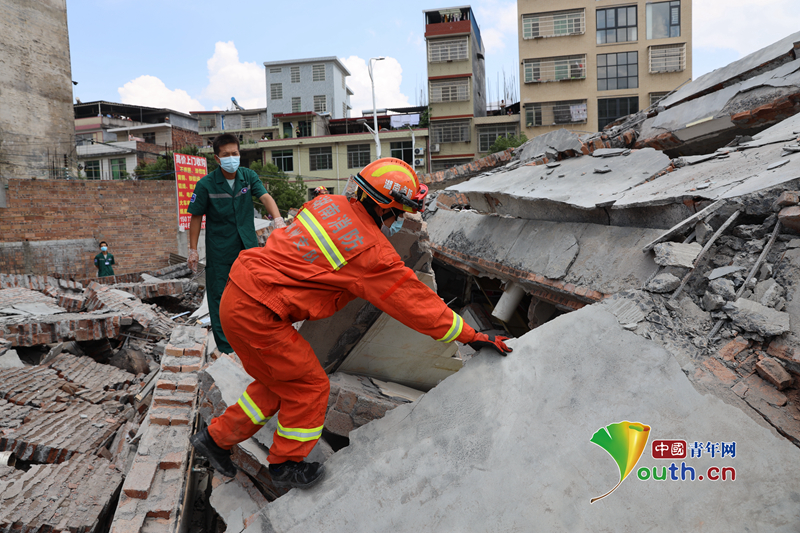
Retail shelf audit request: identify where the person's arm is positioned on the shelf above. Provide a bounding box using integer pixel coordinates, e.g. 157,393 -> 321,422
258,193 -> 285,228
110,254 -> 115,266
188,214 -> 202,272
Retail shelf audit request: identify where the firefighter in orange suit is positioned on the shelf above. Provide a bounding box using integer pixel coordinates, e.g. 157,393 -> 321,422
190,158 -> 512,489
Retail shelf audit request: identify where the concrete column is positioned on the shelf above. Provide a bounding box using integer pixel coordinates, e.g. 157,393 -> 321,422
491,282 -> 525,322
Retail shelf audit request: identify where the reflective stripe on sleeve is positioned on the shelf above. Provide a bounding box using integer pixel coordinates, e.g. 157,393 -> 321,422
237,391 -> 270,426
296,209 -> 347,271
436,312 -> 464,343
276,421 -> 324,442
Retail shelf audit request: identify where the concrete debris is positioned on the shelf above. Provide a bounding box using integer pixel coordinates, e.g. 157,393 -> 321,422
253,306 -> 800,532
722,299 -> 791,337
644,273 -> 681,293
653,242 -> 703,268
707,265 -> 746,279
756,357 -> 793,390
709,278 -> 737,301
325,373 -> 414,437
0,349 -> 23,369
702,291 -> 726,311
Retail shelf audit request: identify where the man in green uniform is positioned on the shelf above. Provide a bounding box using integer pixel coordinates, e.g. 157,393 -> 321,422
94,241 -> 115,277
187,133 -> 285,355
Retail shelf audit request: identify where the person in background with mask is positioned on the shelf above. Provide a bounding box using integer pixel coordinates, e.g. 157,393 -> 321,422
190,157 -> 512,489
187,133 -> 286,356
94,241 -> 115,277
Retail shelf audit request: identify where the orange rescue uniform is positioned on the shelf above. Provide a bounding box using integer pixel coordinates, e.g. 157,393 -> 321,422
208,194 -> 477,463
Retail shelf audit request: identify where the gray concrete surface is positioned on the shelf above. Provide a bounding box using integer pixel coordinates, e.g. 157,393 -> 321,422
427,208 -> 662,295
256,305 -> 800,532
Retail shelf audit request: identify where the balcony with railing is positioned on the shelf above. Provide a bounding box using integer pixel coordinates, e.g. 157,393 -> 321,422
424,7 -> 474,39
524,55 -> 586,84
522,9 -> 585,40
649,44 -> 686,73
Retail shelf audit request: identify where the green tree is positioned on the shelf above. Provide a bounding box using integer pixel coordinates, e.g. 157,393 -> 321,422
487,133 -> 528,154
134,144 -> 218,180
249,160 -> 306,217
419,107 -> 431,128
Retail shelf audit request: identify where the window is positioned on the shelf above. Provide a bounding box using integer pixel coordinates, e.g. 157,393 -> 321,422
649,43 -> 686,72
478,125 -> 518,152
525,100 -> 587,127
269,67 -> 282,74
347,144 -> 371,168
272,149 -> 293,172
428,38 -> 469,62
291,66 -> 300,83
431,158 -> 473,172
343,103 -> 347,118
390,141 -> 414,165
110,158 -> 126,179
647,1 -> 680,39
84,160 -> 100,178
270,83 -> 283,100
597,51 -> 638,91
522,9 -> 584,39
272,116 -> 279,126
429,78 -> 470,103
524,55 -> 586,83
142,132 -> 156,144
292,97 -> 301,113
313,95 -> 327,113
312,64 -> 326,82
297,121 -> 312,137
650,91 -> 669,107
596,6 -> 638,44
598,97 -> 639,130
242,115 -> 259,128
309,147 -> 333,171
431,119 -> 471,143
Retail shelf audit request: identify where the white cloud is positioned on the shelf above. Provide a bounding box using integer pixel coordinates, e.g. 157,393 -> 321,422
201,41 -> 265,110
118,75 -> 204,113
340,56 -> 411,116
693,0 -> 800,56
474,0 -> 517,54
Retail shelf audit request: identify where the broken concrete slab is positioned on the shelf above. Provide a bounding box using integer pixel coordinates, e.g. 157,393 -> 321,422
255,305 -> 800,532
645,273 -> 681,293
517,128 -> 583,164
707,265 -> 746,279
0,349 -> 23,369
722,299 -> 791,336
447,148 -> 673,226
209,471 -> 269,532
653,242 -> 702,268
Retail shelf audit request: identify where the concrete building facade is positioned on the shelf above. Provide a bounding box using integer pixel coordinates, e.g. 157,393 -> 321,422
517,0 -> 692,135
191,108 -> 275,148
263,57 -> 353,125
0,0 -> 74,204
423,6 -> 497,171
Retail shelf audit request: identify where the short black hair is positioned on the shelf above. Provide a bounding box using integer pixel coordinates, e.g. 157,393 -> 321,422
213,134 -> 240,155
99,241 -> 108,247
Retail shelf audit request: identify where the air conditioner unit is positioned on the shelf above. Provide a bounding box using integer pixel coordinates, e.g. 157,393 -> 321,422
430,144 -> 440,153
413,146 -> 425,156
413,158 -> 425,167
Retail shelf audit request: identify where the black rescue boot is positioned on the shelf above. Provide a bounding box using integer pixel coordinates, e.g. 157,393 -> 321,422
268,460 -> 325,489
190,428 -> 237,478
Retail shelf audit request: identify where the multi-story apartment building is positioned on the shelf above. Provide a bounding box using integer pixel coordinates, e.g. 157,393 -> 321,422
263,57 -> 353,125
517,0 -> 691,135
423,6 -> 519,171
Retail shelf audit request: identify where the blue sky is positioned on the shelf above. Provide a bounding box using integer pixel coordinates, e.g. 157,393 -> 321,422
67,0 -> 800,115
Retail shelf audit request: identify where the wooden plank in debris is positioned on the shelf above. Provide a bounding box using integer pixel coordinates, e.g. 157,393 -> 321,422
642,199 -> 725,253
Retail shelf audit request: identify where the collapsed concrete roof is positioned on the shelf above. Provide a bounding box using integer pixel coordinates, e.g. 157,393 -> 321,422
248,304 -> 800,532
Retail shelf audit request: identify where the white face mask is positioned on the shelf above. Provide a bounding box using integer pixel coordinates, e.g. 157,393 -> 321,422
381,218 -> 404,237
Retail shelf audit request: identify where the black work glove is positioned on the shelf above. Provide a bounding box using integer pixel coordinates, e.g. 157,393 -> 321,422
468,332 -> 513,356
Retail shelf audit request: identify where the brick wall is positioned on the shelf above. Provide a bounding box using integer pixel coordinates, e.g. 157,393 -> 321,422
171,126 -> 203,152
0,179 -> 177,279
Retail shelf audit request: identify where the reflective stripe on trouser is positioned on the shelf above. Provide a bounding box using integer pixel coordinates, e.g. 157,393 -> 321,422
207,281 -> 329,463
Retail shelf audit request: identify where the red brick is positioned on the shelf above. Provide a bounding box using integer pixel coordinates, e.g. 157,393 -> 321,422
156,379 -> 176,391
742,374 -> 788,407
755,358 -> 793,390
149,410 -> 171,426
718,338 -> 750,362
778,206 -> 800,233
159,451 -> 183,470
776,191 -> 799,207
182,362 -> 202,373
122,456 -> 158,499
702,358 -> 738,385
164,344 -> 184,357
183,344 -> 204,358
176,375 -> 198,392
170,411 -> 191,426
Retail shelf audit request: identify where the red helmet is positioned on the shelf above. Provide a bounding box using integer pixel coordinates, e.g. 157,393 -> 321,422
313,186 -> 328,196
354,157 -> 428,213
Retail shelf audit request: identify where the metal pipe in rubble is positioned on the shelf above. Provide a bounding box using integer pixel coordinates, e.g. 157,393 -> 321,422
491,282 -> 526,323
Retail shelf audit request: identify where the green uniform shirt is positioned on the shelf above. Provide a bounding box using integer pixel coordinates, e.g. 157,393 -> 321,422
187,167 -> 269,260
94,252 -> 115,277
